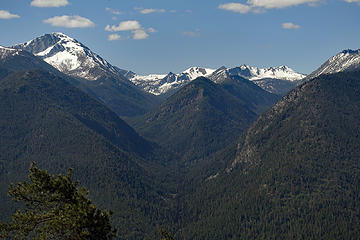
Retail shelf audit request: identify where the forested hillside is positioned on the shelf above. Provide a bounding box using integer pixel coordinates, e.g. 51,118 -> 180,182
175,71 -> 360,239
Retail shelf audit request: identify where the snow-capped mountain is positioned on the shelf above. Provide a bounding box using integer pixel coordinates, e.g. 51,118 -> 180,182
130,65 -> 306,95
0,45 -> 60,74
129,67 -> 215,95
210,65 -> 306,83
9,33 -> 159,117
209,65 -> 306,95
0,45 -> 29,61
305,49 -> 360,81
11,33 -> 125,81
0,45 -> 17,57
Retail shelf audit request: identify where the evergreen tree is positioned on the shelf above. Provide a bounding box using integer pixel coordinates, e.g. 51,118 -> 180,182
159,228 -> 176,240
0,163 -> 117,240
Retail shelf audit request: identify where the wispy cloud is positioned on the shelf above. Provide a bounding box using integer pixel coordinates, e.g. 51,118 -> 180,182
31,0 -> 69,7
248,0 -> 321,8
44,15 -> 95,28
135,7 -> 166,14
0,10 -> 20,19
344,0 -> 360,3
108,34 -> 121,41
219,0 -> 322,14
182,29 -> 200,38
105,20 -> 154,40
105,7 -> 122,15
218,3 -> 252,13
282,22 -> 301,29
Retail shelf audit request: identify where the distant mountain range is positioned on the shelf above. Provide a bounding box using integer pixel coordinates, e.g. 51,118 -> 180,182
129,65 -> 306,96
128,67 -> 215,96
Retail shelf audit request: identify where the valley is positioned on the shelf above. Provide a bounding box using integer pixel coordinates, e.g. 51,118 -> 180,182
1,32 -> 360,239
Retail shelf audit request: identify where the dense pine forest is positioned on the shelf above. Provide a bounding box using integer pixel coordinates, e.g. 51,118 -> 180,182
1,30 -> 360,239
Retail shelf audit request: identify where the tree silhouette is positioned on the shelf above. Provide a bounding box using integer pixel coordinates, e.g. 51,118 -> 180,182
0,163 -> 117,240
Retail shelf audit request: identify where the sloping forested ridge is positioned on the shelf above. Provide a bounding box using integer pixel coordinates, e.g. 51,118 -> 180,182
1,54 -> 360,239
0,70 -> 174,239
175,71 -> 360,239
130,77 -> 279,165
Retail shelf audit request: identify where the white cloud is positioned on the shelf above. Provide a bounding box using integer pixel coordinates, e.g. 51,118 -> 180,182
247,0 -> 321,9
133,30 -> 149,40
0,10 -> 20,19
43,15 -> 95,28
282,22 -> 301,29
134,7 -> 165,14
31,0 -> 69,7
105,20 -> 152,40
105,20 -> 142,32
344,0 -> 360,2
108,34 -> 121,41
147,27 -> 157,33
219,0 -> 322,14
218,3 -> 252,13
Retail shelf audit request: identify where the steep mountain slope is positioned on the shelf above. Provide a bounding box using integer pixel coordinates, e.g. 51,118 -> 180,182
305,49 -> 360,81
178,71 -> 360,239
0,46 -> 57,74
11,33 -> 160,117
252,78 -> 300,95
215,75 -> 280,114
0,70 -> 170,239
131,77 -> 278,163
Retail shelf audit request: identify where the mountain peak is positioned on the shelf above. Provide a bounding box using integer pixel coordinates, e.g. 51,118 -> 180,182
11,33 -> 121,80
128,67 -> 216,95
51,32 -> 70,37
341,49 -> 360,55
306,48 -> 360,81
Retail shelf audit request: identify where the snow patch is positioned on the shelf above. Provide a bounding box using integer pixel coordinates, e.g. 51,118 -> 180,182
44,50 -> 80,71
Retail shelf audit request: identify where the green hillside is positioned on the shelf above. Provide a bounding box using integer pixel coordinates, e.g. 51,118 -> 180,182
177,71 -> 360,239
0,70 -> 170,239
131,77 -> 278,165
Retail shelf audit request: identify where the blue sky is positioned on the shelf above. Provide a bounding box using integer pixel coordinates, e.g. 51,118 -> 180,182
1,0 -> 359,74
